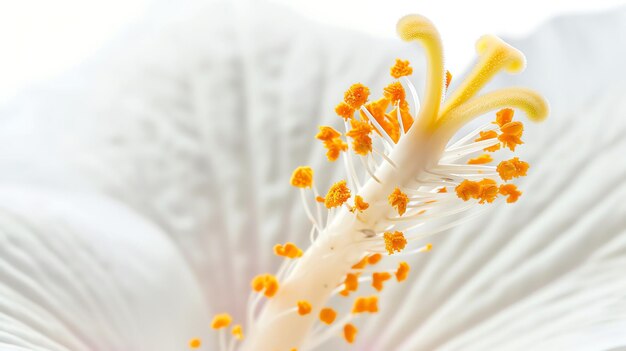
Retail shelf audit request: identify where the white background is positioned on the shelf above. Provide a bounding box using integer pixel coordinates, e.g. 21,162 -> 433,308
0,0 -> 624,105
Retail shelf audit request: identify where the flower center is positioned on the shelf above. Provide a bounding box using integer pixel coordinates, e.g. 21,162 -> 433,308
191,13 -> 548,351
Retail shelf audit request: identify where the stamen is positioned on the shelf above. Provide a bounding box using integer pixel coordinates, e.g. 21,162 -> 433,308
372,272 -> 392,291
297,301 -> 312,316
388,187 -> 409,216
324,180 -> 351,208
343,83 -> 370,109
395,262 -> 410,281
499,183 -> 522,203
319,307 -> 337,324
352,296 -> 379,313
390,59 -> 413,78
274,242 -> 304,259
497,157 -> 529,181
211,313 -> 233,329
290,167 -> 313,188
335,102 -> 355,121
384,231 -> 407,254
468,154 -> 493,165
343,324 -> 358,344
189,338 -> 201,349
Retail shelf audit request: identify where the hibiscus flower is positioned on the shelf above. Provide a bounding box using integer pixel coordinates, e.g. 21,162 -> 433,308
0,2 -> 625,351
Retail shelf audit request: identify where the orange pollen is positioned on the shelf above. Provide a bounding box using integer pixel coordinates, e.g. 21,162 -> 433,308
498,133 -> 524,151
297,301 -> 312,315
495,108 -> 514,127
316,196 -> 325,203
251,274 -> 279,298
316,126 -> 342,141
322,138 -> 348,162
477,178 -> 499,204
351,256 -> 369,269
437,187 -> 448,193
211,313 -> 232,329
383,81 -> 406,103
475,130 -> 501,152
324,180 -> 351,208
445,70 -> 452,89
319,308 -> 337,324
455,179 -> 482,201
290,166 -> 313,188
343,323 -> 358,344
372,272 -> 392,291
346,119 -> 374,156
499,184 -> 522,203
232,325 -> 244,340
384,231 -> 407,255
343,83 -> 370,109
501,121 -> 524,136
497,157 -> 529,181
274,242 -> 303,259
390,59 -> 413,78
388,187 -> 409,216
367,253 -> 382,265
395,262 -> 410,282
352,296 -> 379,314
189,338 -> 201,348
351,195 -> 370,213
335,102 -> 355,120
468,154 -> 493,165
342,273 -> 359,295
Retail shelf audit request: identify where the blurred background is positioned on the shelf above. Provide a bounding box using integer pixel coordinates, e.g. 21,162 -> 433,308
1,0 -> 625,105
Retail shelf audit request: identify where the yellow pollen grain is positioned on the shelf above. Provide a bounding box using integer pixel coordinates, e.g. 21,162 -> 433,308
396,262 -> 410,282
352,296 -> 379,314
344,323 -> 358,344
232,325 -> 244,340
497,157 -> 529,181
344,83 -> 370,109
383,81 -> 406,103
367,253 -> 382,265
372,272 -> 392,291
324,180 -> 351,208
388,187 -> 409,216
250,274 -> 279,298
351,195 -> 370,213
495,108 -> 514,127
384,231 -> 407,255
468,154 -> 493,165
290,166 -> 313,188
319,307 -> 337,324
499,183 -> 522,203
274,242 -> 303,259
390,59 -> 413,78
335,102 -> 355,120
189,338 -> 201,348
211,313 -> 232,329
297,301 -> 312,316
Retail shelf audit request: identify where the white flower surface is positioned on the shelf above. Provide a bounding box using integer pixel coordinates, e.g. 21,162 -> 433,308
0,1 -> 625,350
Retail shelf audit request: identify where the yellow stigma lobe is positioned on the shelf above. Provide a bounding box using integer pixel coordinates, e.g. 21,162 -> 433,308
324,180 -> 351,208
211,313 -> 232,329
290,166 -> 313,188
388,187 -> 409,216
384,231 -> 407,254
